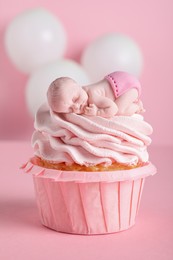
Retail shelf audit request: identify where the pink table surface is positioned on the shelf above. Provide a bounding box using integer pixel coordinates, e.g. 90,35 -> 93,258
0,141 -> 173,260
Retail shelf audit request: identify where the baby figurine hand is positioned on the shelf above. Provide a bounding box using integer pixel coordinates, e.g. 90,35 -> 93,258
84,104 -> 98,116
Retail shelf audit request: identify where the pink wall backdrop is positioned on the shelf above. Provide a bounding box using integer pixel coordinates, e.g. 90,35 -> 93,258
0,0 -> 172,145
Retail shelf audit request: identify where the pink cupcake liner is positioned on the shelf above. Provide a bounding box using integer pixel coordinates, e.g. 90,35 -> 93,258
21,161 -> 156,235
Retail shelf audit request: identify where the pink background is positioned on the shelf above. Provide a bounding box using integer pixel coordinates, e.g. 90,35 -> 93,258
1,142 -> 173,259
0,0 -> 173,145
1,2 -> 172,258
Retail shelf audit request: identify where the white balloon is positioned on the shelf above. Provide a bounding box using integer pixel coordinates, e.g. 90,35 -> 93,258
26,59 -> 90,117
4,8 -> 67,74
81,33 -> 143,81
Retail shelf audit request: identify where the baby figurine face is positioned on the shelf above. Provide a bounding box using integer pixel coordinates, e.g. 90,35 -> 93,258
47,77 -> 88,114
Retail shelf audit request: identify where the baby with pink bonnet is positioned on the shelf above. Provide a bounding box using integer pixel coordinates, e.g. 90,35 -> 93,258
47,71 -> 144,118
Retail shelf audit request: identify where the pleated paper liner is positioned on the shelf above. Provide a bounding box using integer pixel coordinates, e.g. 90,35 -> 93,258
21,160 -> 156,234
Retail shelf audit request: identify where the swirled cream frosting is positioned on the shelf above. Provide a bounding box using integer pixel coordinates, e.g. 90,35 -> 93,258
32,104 -> 153,166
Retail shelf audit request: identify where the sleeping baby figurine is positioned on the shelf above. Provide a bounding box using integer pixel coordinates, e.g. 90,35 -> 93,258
47,71 -> 145,118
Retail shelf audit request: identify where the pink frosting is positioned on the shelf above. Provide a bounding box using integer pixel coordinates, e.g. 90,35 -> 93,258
32,104 -> 153,166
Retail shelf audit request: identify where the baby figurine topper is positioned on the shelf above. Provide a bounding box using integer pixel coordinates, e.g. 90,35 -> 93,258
47,71 -> 145,118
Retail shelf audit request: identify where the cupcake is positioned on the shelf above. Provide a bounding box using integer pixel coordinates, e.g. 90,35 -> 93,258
22,71 -> 157,235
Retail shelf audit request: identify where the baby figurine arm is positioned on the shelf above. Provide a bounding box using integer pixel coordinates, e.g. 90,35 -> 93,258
84,90 -> 118,117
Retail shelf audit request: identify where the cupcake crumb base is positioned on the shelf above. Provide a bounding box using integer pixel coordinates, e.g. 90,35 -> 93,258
33,156 -> 146,172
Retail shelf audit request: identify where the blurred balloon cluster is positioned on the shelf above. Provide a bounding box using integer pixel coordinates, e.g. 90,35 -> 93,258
4,7 -> 143,117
